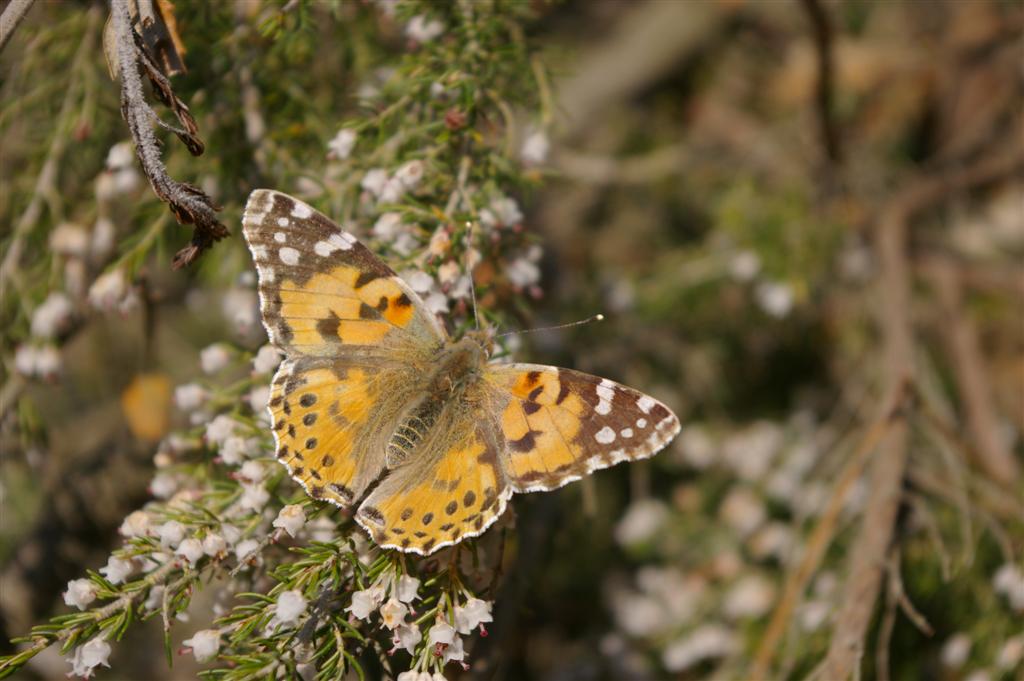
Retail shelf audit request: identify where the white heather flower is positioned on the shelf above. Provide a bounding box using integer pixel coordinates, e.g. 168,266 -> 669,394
614,499 -> 669,547
395,160 -> 425,190
405,14 -> 443,43
722,421 -> 783,481
14,345 -> 37,376
380,598 -> 409,629
91,217 -> 116,259
443,635 -> 464,664
34,345 -> 61,376
50,221 -> 90,257
798,600 -> 830,632
222,288 -> 258,333
393,623 -> 422,654
748,522 -> 795,561
272,504 -> 307,537
392,232 -> 419,257
437,260 -> 460,286
253,344 -> 282,374
347,585 -> 385,620
248,385 -> 271,414
176,538 -> 204,566
378,177 -> 405,204
964,672 -> 992,681
66,636 -> 111,678
428,228 -> 451,256
722,575 -> 775,620
480,196 -> 523,229
174,383 -> 208,412
159,520 -> 186,548
119,510 -> 151,537
373,212 -> 404,240
662,625 -> 737,672
202,533 -> 227,557
182,629 -> 221,663
401,269 -> 435,294
106,141 -> 134,169
99,556 -> 134,585
200,343 -> 231,374
30,293 -> 73,338
428,621 -> 456,646
205,415 -> 237,445
88,268 -> 136,313
239,460 -> 266,483
506,257 -> 540,289
728,250 -> 761,282
395,575 -> 420,603
234,538 -> 260,565
997,635 -> 1024,670
361,168 -> 388,196
993,563 -> 1024,611
274,590 -> 308,626
149,472 -> 179,499
431,674 -> 447,681
755,280 -> 794,318
220,436 -> 254,465
454,598 -> 493,634
941,633 -> 972,669
520,128 -> 550,165
679,425 -> 716,469
450,276 -> 472,300
239,483 -> 270,512
327,128 -> 357,160
424,291 -> 449,315
719,486 -> 766,536
63,579 -> 98,610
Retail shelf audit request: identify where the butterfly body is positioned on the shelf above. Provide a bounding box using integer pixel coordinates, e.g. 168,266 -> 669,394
243,189 -> 680,555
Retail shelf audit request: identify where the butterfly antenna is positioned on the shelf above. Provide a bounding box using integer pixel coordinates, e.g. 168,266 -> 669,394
497,314 -> 605,338
465,220 -> 481,330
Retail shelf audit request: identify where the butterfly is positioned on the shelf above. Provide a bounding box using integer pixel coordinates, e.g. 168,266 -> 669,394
242,190 -> 680,555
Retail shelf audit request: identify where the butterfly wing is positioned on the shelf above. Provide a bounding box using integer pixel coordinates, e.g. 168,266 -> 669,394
484,364 -> 680,492
244,189 -> 443,507
242,189 -> 445,358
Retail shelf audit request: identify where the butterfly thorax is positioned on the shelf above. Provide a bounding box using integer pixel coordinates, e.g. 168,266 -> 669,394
384,337 -> 487,468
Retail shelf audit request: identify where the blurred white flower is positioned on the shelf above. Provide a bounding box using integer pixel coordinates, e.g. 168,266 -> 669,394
239,483 -> 270,512
679,425 -> 716,469
220,435 -> 252,464
963,671 -> 992,681
755,280 -> 794,318
380,598 -> 409,630
234,538 -> 260,566
437,260 -> 460,285
395,575 -> 420,603
614,499 -> 668,546
14,344 -> 62,378
182,629 -> 220,663
327,128 -> 357,160
373,212 -> 404,240
393,623 -> 422,654
272,504 -> 307,538
239,460 -> 266,483
362,168 -> 388,196
521,128 -> 550,165
119,510 -> 151,537
222,288 -> 258,334
428,621 -> 456,645
274,590 -> 308,626
347,585 -> 385,620
728,250 -> 761,282
798,600 -> 831,632
454,598 -> 492,634
248,385 -> 271,414
202,533 -> 227,557
993,563 -> 1024,611
996,635 -> 1024,670
200,344 -> 232,374
63,578 -> 98,610
50,222 -> 90,257
66,636 -> 111,678
91,217 -> 116,260
424,291 -> 449,315
395,160 -> 425,189
149,472 -> 179,499
205,415 -> 238,446
379,177 -> 404,203
428,228 -> 451,256
106,141 -> 134,169
176,538 -> 204,566
480,195 -> 523,229
174,383 -> 208,412
99,556 -> 134,585
719,486 -> 766,537
406,14 -> 443,43
88,268 -> 136,313
941,633 -> 972,669
31,292 -> 73,338
158,520 -> 186,548
253,344 -> 282,375
748,522 -> 795,561
661,624 -> 737,672
722,420 -> 783,481
723,575 -> 775,620
401,269 -> 435,293
506,257 -> 540,289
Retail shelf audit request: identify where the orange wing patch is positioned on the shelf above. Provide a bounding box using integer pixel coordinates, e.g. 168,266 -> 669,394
355,421 -> 511,555
487,364 -> 680,493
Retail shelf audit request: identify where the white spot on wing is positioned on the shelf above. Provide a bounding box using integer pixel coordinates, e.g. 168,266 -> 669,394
636,418 -> 648,429
595,426 -> 616,444
277,217 -> 289,227
314,233 -> 355,257
274,232 -> 287,243
637,395 -> 656,413
279,247 -> 300,265
621,428 -> 633,438
291,202 -> 313,219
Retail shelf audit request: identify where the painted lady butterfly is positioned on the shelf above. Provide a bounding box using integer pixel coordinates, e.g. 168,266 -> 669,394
242,190 -> 680,555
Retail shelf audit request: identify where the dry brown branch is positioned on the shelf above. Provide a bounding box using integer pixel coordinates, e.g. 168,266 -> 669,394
0,0 -> 34,53
817,148 -> 1024,680
925,258 -> 1020,485
798,0 -> 841,165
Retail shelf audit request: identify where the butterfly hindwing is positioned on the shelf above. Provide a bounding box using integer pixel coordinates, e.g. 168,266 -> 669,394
243,189 -> 444,358
485,364 -> 680,492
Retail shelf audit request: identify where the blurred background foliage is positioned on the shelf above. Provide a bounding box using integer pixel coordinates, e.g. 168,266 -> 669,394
1,0 -> 1022,680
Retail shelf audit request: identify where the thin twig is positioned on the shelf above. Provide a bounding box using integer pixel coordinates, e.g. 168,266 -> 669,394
798,0 -> 842,164
0,0 -> 35,54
